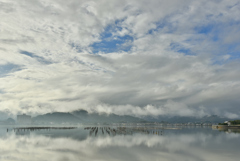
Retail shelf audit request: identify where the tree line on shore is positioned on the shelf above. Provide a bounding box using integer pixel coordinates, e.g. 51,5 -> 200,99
218,120 -> 240,125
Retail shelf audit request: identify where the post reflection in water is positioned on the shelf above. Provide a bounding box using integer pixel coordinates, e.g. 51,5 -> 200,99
0,126 -> 240,161
84,127 -> 166,136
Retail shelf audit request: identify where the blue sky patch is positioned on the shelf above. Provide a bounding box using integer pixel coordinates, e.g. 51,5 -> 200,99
148,21 -> 165,34
195,24 -> 214,34
194,24 -> 220,42
92,35 -> 133,53
91,20 -> 133,53
170,42 -> 194,55
211,44 -> 240,65
0,63 -> 21,77
223,44 -> 240,60
148,18 -> 175,34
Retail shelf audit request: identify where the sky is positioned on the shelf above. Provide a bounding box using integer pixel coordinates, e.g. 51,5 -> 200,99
0,0 -> 240,119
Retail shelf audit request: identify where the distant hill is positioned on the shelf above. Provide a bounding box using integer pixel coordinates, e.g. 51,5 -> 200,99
33,112 -> 81,124
30,110 -> 233,125
141,115 -> 230,123
72,110 -> 146,124
0,118 -> 15,125
32,110 -> 146,125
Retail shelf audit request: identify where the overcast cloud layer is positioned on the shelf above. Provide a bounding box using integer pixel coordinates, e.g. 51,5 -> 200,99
0,0 -> 240,118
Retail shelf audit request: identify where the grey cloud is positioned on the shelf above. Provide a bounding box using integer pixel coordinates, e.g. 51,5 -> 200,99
0,1 -> 15,13
0,47 -> 6,51
0,0 -> 239,118
19,50 -> 52,64
0,38 -> 34,44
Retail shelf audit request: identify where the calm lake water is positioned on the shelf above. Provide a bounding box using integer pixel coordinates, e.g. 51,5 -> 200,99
0,126 -> 239,161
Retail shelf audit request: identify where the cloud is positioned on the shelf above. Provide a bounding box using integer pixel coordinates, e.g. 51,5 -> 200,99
0,0 -> 240,118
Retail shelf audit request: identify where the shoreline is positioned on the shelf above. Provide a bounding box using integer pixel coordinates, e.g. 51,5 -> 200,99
212,125 -> 240,129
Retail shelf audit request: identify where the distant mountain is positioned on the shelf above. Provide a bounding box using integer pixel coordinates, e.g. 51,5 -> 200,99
33,112 -> 81,124
141,115 -> 230,123
0,118 -> 15,125
32,110 -> 146,125
199,115 -> 229,123
72,110 -> 146,124
29,110 -> 232,125
0,111 -> 12,120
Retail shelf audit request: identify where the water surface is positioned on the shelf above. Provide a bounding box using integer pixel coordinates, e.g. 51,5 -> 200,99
0,126 -> 239,161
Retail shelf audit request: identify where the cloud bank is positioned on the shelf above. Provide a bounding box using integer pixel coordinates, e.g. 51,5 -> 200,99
0,0 -> 240,118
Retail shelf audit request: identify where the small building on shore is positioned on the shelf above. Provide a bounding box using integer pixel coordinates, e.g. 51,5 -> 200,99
17,114 -> 32,125
224,121 -> 231,126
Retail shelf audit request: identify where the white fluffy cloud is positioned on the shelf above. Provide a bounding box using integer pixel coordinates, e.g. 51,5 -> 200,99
0,0 -> 240,118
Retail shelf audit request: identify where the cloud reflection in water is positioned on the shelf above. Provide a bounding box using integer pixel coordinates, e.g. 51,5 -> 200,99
0,128 -> 239,161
